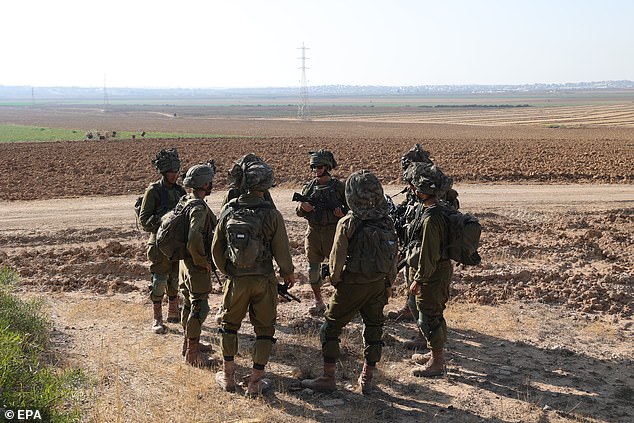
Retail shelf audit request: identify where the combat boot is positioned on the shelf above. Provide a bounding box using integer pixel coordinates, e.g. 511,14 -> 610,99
166,296 -> 180,323
301,362 -> 337,393
411,350 -> 432,365
386,303 -> 414,321
358,363 -> 375,395
245,368 -> 272,398
411,348 -> 445,377
198,340 -> 214,353
151,302 -> 167,334
185,338 -> 212,367
215,360 -> 236,392
403,333 -> 428,351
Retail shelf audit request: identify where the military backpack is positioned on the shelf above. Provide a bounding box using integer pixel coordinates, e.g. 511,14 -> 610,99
156,198 -> 205,261
407,205 -> 482,268
220,200 -> 275,275
345,216 -> 398,276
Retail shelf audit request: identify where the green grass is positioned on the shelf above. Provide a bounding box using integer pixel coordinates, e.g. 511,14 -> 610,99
0,267 -> 83,422
0,124 -> 85,142
0,124 -> 251,142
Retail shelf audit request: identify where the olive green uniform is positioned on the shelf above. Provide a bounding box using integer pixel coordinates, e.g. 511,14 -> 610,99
138,179 -> 186,302
212,193 -> 294,367
320,214 -> 396,365
178,193 -> 217,339
412,205 -> 453,350
296,178 -> 347,286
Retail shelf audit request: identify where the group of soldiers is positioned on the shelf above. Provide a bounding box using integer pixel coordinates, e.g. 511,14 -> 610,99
138,145 -> 456,397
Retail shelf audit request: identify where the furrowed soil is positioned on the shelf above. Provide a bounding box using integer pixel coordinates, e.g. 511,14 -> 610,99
0,106 -> 633,422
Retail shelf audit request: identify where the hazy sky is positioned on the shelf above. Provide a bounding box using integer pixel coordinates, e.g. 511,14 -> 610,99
2,0 -> 633,88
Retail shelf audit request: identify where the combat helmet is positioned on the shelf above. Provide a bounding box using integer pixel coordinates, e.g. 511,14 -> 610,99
309,149 -> 337,170
345,170 -> 389,220
403,162 -> 453,196
400,144 -> 432,172
183,160 -> 216,189
244,161 -> 273,192
227,153 -> 265,189
152,148 -> 181,173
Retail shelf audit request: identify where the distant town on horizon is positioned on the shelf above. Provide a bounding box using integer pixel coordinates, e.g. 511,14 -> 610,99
1,80 -> 633,100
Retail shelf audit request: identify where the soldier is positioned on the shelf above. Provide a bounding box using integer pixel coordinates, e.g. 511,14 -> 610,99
178,162 -> 218,366
212,160 -> 295,397
222,153 -> 276,208
389,144 -> 459,352
138,148 -> 186,334
296,150 -> 347,314
301,170 -> 398,395
406,162 -> 454,377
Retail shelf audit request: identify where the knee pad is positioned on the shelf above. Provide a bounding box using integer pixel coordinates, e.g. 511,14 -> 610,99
418,314 -> 443,339
190,299 -> 210,322
152,273 -> 168,286
308,262 -> 321,285
319,321 -> 339,345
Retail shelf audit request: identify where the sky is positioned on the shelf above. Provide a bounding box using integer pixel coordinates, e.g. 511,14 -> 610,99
2,0 -> 633,88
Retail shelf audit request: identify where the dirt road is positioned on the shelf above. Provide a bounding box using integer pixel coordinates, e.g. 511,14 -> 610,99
2,184 -> 632,230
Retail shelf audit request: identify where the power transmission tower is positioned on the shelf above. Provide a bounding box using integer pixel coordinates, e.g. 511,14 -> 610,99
103,74 -> 109,106
31,87 -> 35,106
297,42 -> 310,120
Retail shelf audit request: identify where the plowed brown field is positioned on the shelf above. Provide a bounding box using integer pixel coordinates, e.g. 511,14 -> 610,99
1,105 -> 633,422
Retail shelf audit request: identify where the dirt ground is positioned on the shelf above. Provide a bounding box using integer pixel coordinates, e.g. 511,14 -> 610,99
0,108 -> 633,422
2,185 -> 633,422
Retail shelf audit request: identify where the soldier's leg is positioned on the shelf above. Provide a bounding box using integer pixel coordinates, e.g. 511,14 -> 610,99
358,281 -> 387,394
179,263 -> 191,333
248,276 -> 278,367
306,226 -> 330,313
218,277 -> 251,360
166,259 -> 181,323
321,282 -> 368,362
148,243 -> 171,302
412,264 -> 452,377
302,281 -> 366,392
182,262 -> 213,366
359,281 -> 388,365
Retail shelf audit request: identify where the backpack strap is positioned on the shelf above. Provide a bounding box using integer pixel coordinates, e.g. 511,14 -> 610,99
157,180 -> 170,212
218,198 -> 274,224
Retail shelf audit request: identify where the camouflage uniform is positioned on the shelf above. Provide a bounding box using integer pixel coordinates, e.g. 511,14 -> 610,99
179,193 -> 218,339
405,161 -> 455,376
213,195 -> 294,368
412,205 -> 452,350
139,179 -> 186,302
303,170 -> 396,394
322,214 -> 395,364
297,177 -> 346,283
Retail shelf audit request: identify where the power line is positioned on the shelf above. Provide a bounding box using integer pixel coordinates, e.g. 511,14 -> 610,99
297,42 -> 310,120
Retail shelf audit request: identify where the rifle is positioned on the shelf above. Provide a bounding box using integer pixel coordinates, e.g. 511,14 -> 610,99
212,267 -> 223,286
292,192 -> 348,222
277,283 -> 301,303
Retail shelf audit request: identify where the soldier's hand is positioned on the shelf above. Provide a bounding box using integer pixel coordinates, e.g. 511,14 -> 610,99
385,286 -> 393,300
284,274 -> 296,289
409,280 -> 420,296
301,202 -> 315,212
333,207 -> 345,218
205,263 -> 212,273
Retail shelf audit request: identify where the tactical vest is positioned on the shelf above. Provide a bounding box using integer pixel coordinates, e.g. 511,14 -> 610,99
302,178 -> 345,226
